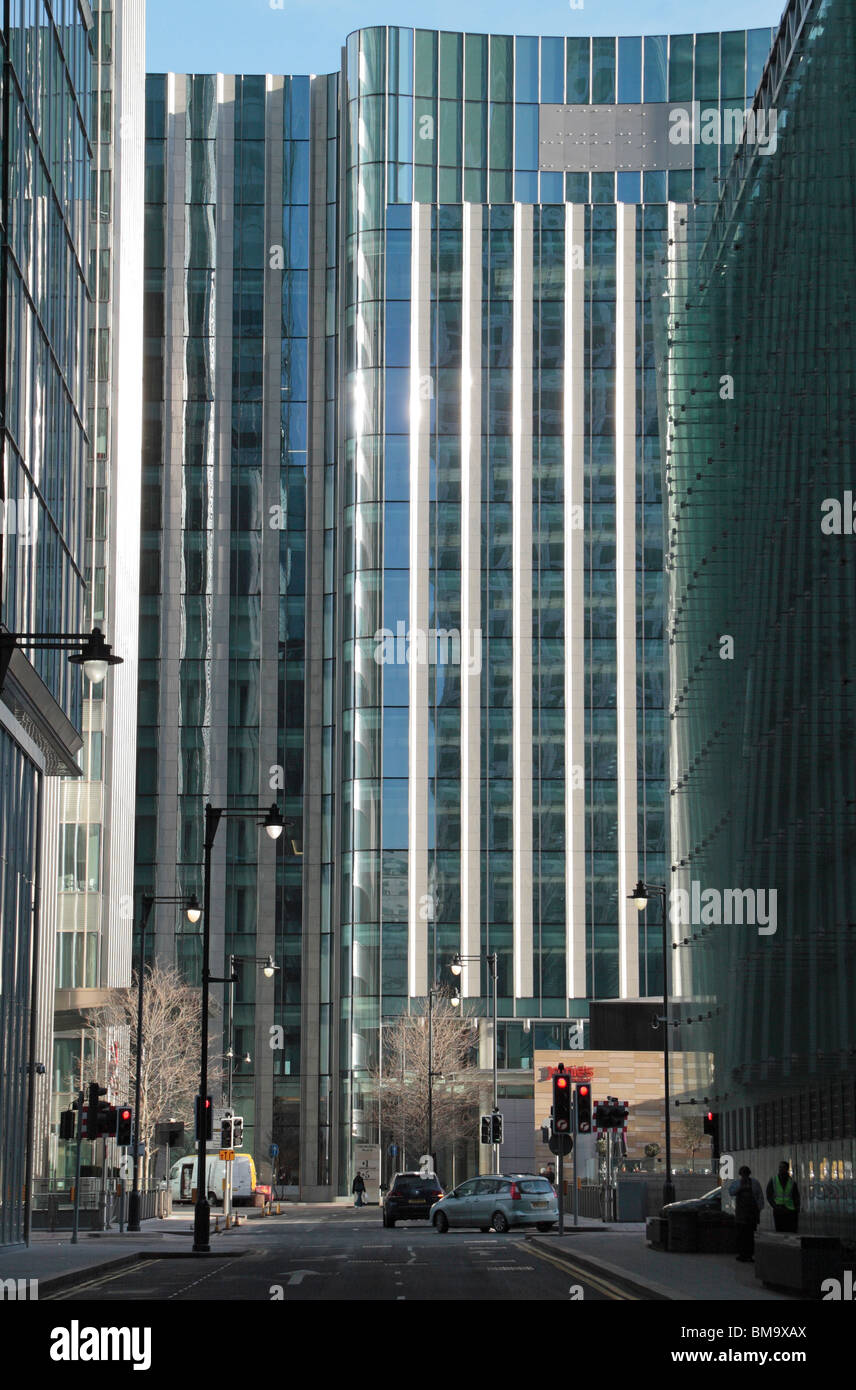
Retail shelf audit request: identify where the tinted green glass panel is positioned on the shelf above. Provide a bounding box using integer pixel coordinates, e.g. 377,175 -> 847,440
464,102 -> 487,167
694,33 -> 720,100
439,31 -> 463,98
566,37 -> 590,103
489,103 -> 512,168
439,100 -> 462,166
592,37 -> 615,103
360,27 -> 385,96
415,30 -> 438,97
643,35 -> 667,101
414,98 -> 437,164
720,30 -> 746,99
465,34 -> 487,94
669,34 -> 693,100
490,35 -> 513,101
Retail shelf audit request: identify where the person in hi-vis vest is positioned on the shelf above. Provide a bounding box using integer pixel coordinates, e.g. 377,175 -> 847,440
766,1160 -> 801,1233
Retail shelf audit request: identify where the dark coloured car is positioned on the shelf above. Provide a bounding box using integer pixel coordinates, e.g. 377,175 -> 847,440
662,1187 -> 723,1214
382,1172 -> 444,1227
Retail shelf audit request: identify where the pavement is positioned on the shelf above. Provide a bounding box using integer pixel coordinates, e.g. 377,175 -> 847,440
0,1210 -> 265,1296
529,1217 -> 799,1301
0,1205 -> 804,1301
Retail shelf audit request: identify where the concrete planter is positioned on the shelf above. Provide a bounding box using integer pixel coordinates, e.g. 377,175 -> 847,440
755,1234 -> 845,1297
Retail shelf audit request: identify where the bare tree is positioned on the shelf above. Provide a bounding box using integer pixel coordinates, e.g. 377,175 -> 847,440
92,964 -> 220,1185
367,990 -> 481,1164
677,1115 -> 706,1173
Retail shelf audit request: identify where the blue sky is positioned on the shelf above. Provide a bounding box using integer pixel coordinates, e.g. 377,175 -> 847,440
147,0 -> 785,76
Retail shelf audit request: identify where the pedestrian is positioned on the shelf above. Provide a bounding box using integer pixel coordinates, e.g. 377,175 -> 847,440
729,1165 -> 764,1261
352,1172 -> 366,1208
766,1160 -> 800,1233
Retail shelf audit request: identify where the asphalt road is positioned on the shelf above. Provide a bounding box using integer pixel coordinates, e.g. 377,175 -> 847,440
48,1205 -> 635,1303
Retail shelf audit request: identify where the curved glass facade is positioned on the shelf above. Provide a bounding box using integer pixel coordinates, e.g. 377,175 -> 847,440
136,23 -> 783,1196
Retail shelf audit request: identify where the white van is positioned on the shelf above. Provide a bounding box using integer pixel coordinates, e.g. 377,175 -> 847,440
170,1153 -> 257,1207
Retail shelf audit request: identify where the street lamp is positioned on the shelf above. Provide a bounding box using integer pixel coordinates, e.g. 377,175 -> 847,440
193,802 -> 284,1253
127,893 -> 199,1232
448,951 -> 499,1171
629,880 -> 675,1208
0,624 -> 122,693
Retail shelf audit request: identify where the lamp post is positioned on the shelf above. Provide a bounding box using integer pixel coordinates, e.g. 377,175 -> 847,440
126,893 -> 200,1232
450,951 -> 499,1170
427,988 -> 435,1166
194,801 -> 283,1254
0,624 -> 122,694
629,881 -> 675,1208
212,953 -> 279,1216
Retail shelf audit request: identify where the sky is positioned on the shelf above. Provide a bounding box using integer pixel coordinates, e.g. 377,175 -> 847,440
146,0 -> 785,76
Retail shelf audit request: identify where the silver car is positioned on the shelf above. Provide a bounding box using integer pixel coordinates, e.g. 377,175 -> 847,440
431,1174 -> 558,1234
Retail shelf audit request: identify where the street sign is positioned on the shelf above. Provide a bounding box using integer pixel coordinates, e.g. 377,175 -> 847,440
219,1149 -> 235,1162
388,1144 -> 398,1157
269,1143 -> 279,1158
549,1134 -> 573,1157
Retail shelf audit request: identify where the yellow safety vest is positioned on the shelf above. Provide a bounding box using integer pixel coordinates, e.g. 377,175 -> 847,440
773,1175 -> 795,1210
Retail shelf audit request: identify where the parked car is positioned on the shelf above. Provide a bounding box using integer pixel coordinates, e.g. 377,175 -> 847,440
662,1187 -> 724,1214
382,1172 -> 444,1227
431,1174 -> 558,1234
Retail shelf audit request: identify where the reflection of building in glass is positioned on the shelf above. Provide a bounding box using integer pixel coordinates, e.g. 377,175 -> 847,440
1,2 -> 92,1247
657,0 -> 856,1236
51,0 -> 145,1187
137,26 -> 776,1197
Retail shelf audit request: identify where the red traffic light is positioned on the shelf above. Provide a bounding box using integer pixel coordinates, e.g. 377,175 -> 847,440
121,1109 -> 131,1120
579,1085 -> 589,1096
556,1077 -> 568,1089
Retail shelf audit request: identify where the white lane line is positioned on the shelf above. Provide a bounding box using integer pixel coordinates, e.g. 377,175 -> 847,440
167,1259 -> 239,1301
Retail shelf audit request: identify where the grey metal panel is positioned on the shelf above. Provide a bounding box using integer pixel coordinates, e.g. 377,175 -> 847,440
539,103 -> 698,172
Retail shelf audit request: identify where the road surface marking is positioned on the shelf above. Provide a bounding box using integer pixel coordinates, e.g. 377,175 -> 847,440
46,1260 -> 160,1300
526,1244 -> 636,1300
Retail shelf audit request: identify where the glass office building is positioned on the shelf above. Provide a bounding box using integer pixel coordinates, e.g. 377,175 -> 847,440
658,0 -> 856,1235
0,0 -> 93,1246
51,0 -> 144,1184
138,25 -> 775,1195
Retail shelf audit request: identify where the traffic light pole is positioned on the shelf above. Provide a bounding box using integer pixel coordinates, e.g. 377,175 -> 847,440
71,1089 -> 84,1245
490,954 -> 498,1172
573,1090 -> 579,1227
557,1144 -> 564,1236
194,804 -> 221,1254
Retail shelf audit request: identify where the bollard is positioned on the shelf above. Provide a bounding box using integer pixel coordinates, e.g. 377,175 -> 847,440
275,1203 -> 281,1215
225,1213 -> 231,1229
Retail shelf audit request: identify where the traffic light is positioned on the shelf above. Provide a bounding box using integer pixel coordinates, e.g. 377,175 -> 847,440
703,1111 -> 719,1148
87,1082 -> 107,1140
195,1095 -> 213,1141
576,1083 -> 592,1133
220,1116 -> 233,1148
97,1103 -> 117,1137
553,1068 -> 572,1133
59,1110 -> 76,1140
491,1112 -> 503,1145
116,1107 -> 133,1146
232,1116 -> 243,1148
480,1114 -> 492,1145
